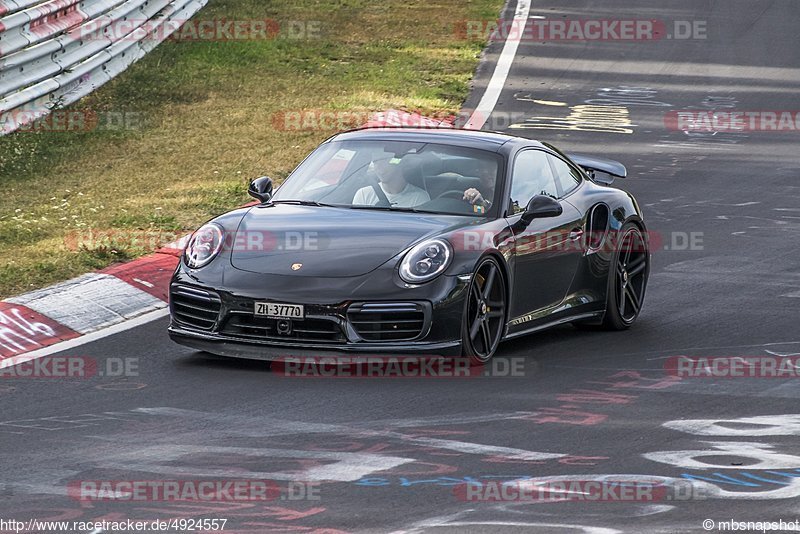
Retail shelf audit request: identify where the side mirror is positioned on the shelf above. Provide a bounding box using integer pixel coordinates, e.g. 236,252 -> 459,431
521,195 -> 562,224
248,176 -> 273,203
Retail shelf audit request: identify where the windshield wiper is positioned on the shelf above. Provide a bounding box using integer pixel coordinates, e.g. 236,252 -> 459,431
349,205 -> 437,214
270,199 -> 338,207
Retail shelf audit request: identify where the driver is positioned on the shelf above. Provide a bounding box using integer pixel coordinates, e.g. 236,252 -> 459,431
353,156 -> 430,207
462,159 -> 497,209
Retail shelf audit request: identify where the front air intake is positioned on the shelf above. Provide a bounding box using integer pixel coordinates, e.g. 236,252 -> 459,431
347,302 -> 429,342
170,285 -> 222,331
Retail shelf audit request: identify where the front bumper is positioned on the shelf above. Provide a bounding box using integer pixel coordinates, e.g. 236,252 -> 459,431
168,326 -> 462,360
167,269 -> 470,360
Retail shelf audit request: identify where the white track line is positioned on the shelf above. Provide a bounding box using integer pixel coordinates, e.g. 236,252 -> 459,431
463,0 -> 532,130
0,308 -> 169,370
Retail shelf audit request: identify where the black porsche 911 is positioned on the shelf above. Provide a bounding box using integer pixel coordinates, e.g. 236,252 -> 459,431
168,127 -> 650,364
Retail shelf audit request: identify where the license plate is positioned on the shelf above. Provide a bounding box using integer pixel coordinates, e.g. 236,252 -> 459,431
255,302 -> 304,320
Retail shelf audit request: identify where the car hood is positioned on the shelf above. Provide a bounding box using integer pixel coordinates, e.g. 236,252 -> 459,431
229,204 -> 474,277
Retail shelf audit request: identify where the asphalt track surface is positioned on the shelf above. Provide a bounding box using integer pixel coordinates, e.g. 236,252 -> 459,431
2,1 -> 800,533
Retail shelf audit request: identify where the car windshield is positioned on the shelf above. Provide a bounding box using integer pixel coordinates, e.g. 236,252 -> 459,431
272,139 -> 503,217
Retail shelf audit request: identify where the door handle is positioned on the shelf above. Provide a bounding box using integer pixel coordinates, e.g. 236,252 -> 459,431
569,228 -> 584,241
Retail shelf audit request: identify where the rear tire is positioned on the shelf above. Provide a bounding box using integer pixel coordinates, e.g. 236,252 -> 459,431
602,223 -> 649,330
461,256 -> 507,366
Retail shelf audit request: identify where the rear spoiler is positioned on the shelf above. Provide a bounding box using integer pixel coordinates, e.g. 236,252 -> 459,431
567,153 -> 627,185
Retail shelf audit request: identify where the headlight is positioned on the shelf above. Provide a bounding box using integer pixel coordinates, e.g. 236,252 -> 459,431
399,238 -> 452,283
184,223 -> 224,269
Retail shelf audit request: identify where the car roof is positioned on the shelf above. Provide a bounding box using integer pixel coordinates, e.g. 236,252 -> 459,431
328,127 -> 545,152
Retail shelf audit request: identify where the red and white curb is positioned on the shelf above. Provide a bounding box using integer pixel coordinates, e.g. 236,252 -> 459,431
0,249 -> 180,364
0,110 -> 461,365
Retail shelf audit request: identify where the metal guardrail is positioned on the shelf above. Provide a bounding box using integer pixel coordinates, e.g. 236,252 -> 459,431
0,0 -> 207,135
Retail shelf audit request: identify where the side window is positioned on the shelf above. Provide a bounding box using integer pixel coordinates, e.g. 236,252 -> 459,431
510,150 -> 559,214
548,155 -> 582,196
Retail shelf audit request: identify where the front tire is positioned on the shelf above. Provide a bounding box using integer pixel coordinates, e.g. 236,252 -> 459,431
602,223 -> 649,330
462,256 -> 507,365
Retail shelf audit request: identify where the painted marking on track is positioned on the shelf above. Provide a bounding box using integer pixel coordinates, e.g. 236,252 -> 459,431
645,442 -> 800,470
353,411 -> 541,429
514,94 -> 568,107
532,99 -> 567,106
509,105 -> 634,134
463,0 -> 532,130
381,433 -> 565,461
94,444 -> 414,482
643,341 -> 800,361
585,86 -> 671,108
664,415 -> 800,437
681,470 -> 800,488
0,308 -> 168,371
398,511 -> 623,534
0,303 -> 79,358
0,411 -> 156,431
130,407 -> 568,462
765,349 -> 800,357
